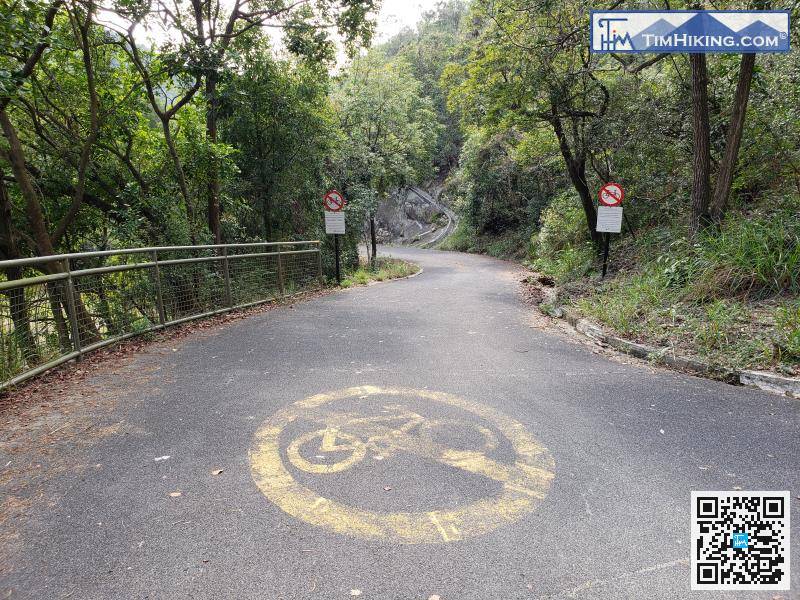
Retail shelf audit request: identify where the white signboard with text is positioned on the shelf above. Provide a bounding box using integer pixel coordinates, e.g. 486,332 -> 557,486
325,211 -> 345,235
596,206 -> 623,233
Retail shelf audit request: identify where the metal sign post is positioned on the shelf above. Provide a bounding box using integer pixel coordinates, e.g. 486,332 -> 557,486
334,234 -> 341,284
323,190 -> 346,285
601,233 -> 611,278
596,182 -> 625,278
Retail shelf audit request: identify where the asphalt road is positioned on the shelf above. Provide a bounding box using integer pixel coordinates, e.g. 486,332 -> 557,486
3,247 -> 798,599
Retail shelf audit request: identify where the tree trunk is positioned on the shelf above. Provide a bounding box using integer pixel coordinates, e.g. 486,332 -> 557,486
550,115 -> 601,248
0,173 -> 40,363
160,116 -> 197,243
362,225 -> 372,264
370,215 -> 377,268
262,182 -> 274,242
690,53 -> 711,236
46,281 -> 72,352
0,108 -> 56,265
710,53 -> 756,224
1,108 -> 100,345
206,73 -> 222,244
50,3 -> 99,247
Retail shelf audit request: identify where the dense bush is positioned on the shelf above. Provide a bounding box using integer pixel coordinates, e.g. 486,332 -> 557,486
572,212 -> 800,370
691,209 -> 800,299
529,192 -> 594,283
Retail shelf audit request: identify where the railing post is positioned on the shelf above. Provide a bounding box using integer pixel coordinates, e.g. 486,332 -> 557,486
276,243 -> 285,297
62,258 -> 82,356
316,242 -> 323,288
222,246 -> 233,307
152,249 -> 166,325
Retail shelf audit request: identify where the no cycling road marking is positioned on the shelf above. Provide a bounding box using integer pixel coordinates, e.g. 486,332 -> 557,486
249,386 -> 555,544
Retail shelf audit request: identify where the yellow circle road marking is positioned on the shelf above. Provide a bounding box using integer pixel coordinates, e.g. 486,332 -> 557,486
249,386 -> 555,544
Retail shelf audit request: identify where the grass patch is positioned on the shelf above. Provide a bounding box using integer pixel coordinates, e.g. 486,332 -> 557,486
340,257 -> 420,288
560,208 -> 800,375
441,221 -> 531,260
528,191 -> 594,283
573,266 -> 796,372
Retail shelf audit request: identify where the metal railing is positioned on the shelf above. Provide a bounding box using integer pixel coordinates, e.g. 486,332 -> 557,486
0,241 -> 323,390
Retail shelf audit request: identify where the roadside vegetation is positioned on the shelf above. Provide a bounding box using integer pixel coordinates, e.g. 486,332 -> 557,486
1,0 -> 799,378
424,1 -> 799,376
543,203 -> 800,373
341,257 -> 420,288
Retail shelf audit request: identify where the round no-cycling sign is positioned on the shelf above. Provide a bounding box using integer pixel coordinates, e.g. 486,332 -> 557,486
323,190 -> 345,212
598,182 -> 624,207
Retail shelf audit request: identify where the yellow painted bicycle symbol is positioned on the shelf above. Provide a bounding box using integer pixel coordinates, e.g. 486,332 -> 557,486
250,386 -> 555,543
286,404 -> 499,475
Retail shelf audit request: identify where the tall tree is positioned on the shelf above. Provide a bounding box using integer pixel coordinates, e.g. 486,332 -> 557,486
709,53 -> 757,224
333,51 -> 439,263
443,0 -> 610,246
111,0 -> 376,243
689,52 -> 711,236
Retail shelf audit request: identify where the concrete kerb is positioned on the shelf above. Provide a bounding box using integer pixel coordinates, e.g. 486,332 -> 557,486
538,286 -> 800,399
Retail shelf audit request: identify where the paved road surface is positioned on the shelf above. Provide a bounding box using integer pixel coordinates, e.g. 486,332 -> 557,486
3,247 -> 798,599
407,187 -> 457,248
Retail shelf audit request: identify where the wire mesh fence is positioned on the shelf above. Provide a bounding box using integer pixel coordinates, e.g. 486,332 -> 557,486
0,241 -> 322,390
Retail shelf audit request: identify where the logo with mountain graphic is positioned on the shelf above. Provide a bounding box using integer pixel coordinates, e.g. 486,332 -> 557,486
591,11 -> 790,54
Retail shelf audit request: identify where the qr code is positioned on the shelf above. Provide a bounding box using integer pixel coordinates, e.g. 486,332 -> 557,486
691,491 -> 790,590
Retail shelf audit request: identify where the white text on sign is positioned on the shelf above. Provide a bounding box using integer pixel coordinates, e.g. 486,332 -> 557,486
325,211 -> 345,235
596,206 -> 623,233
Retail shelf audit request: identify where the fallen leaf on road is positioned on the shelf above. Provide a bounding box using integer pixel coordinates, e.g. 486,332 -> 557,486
211,469 -> 224,475
169,491 -> 182,497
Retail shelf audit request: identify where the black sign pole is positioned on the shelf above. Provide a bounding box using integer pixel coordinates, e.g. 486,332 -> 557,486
601,233 -> 610,278
334,233 -> 341,285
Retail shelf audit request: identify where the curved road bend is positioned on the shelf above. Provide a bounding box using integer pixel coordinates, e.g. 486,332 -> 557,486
3,247 -> 798,599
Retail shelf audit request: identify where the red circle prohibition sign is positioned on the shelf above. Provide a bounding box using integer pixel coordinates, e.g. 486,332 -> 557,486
598,182 -> 624,207
323,190 -> 345,212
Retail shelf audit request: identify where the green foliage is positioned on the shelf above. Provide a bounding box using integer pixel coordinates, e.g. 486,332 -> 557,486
775,303 -> 800,362
328,48 -> 442,270
440,221 -> 530,259
439,221 -> 476,252
340,257 -> 419,288
575,267 -> 673,337
0,0 -> 377,258
690,209 -> 800,299
386,1 -> 468,173
332,50 -> 441,196
220,46 -> 335,243
529,192 -> 593,282
573,214 -> 800,371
